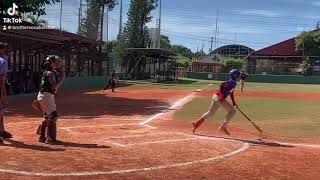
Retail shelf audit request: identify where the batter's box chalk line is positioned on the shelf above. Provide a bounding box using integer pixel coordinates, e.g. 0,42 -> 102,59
0,136 -> 250,177
97,132 -> 197,147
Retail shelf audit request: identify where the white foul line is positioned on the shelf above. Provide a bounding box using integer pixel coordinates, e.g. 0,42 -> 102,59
139,93 -> 195,125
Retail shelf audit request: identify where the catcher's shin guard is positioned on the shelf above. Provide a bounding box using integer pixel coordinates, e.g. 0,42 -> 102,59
46,111 -> 59,141
39,120 -> 47,142
51,122 -> 57,141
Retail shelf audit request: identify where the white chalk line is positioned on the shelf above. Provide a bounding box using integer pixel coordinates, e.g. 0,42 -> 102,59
4,84 -> 319,176
6,118 -> 143,126
99,132 -> 177,140
139,93 -> 196,125
0,138 -> 250,177
100,133 -> 198,147
61,123 -> 137,130
125,138 -> 198,146
101,138 -> 198,148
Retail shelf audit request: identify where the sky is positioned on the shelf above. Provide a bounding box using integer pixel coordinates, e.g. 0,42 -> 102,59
43,0 -> 320,53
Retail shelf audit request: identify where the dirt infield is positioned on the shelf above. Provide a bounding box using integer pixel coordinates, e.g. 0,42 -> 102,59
1,87 -> 320,180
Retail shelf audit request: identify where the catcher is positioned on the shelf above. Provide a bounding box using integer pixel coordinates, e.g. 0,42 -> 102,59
32,55 -> 66,144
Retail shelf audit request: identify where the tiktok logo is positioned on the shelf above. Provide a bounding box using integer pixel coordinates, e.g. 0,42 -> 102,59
7,3 -> 18,16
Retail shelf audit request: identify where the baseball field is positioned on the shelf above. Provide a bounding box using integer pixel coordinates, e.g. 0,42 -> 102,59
1,79 -> 320,180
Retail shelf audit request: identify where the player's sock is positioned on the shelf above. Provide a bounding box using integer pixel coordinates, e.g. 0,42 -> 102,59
192,118 -> 205,133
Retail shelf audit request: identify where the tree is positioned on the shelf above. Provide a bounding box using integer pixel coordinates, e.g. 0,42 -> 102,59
194,51 -> 206,58
296,31 -> 320,56
300,58 -> 313,76
1,0 -> 61,17
103,40 -> 117,53
116,0 -> 158,77
316,21 -> 320,29
172,45 -> 193,59
224,58 -> 244,71
160,35 -> 173,51
27,15 -> 47,26
122,0 -> 158,48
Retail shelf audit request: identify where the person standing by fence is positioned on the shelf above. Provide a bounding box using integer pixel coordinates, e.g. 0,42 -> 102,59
240,70 -> 247,92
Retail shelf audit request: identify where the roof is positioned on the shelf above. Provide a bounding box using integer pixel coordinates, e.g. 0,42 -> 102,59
193,54 -> 225,65
249,28 -> 320,57
249,38 -> 302,57
210,44 -> 254,56
0,21 -> 99,47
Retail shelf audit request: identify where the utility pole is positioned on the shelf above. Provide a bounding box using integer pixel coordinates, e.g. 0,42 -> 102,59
158,0 -> 162,48
210,37 -> 214,53
78,0 -> 83,33
202,42 -> 204,53
214,9 -> 219,50
60,0 -> 63,35
217,26 -> 220,50
119,0 -> 123,36
99,5 -> 105,75
156,19 -> 160,48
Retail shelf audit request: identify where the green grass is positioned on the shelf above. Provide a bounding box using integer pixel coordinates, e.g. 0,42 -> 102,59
175,97 -> 320,139
119,78 -> 320,93
117,78 -> 320,138
120,79 -> 214,90
207,80 -> 320,93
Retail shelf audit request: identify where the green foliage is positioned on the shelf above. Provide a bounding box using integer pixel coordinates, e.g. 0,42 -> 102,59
300,58 -> 313,76
0,0 -> 61,16
116,0 -> 158,75
122,0 -> 158,48
172,45 -> 193,59
296,31 -> 320,56
224,58 -> 244,71
172,54 -> 192,68
160,35 -> 172,50
103,40 -> 117,53
27,15 -> 47,25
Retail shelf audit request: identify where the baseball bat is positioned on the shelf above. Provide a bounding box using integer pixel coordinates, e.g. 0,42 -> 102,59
237,107 -> 263,133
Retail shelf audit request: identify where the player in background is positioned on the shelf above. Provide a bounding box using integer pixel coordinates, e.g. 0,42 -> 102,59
33,55 -> 66,144
240,70 -> 247,92
0,42 -> 12,142
192,69 -> 241,135
102,70 -> 118,93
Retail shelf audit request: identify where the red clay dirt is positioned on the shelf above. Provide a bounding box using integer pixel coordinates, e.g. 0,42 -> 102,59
0,87 -> 319,180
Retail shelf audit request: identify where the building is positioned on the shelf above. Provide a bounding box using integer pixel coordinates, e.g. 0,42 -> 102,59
0,21 -> 101,94
210,44 -> 254,58
191,44 -> 253,73
191,54 -> 224,73
247,29 -> 320,75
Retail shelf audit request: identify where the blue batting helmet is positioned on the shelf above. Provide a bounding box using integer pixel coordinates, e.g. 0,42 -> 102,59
229,69 -> 241,80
